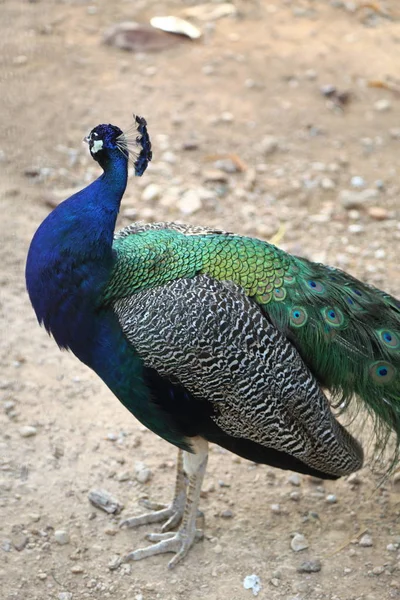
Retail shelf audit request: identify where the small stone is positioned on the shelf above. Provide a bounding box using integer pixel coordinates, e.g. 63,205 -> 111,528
348,224 -> 364,234
141,184 -> 161,203
19,425 -> 37,438
320,177 -> 335,190
108,556 -> 122,570
271,504 -> 281,514
320,84 -> 336,97
213,158 -> 240,173
387,544 -> 398,552
374,98 -> 391,112
326,494 -> 337,504
161,151 -> 176,164
344,567 -> 352,575
38,572 -> 47,580
213,544 -> 222,554
368,206 -> 388,221
13,55 -> 28,65
12,533 -> 28,551
372,566 -> 385,576
58,593 -> 72,600
202,169 -> 228,183
270,578 -> 280,587
260,135 -> 279,155
220,509 -> 234,519
288,474 -> 301,486
176,189 -> 203,215
135,462 -> 152,484
54,530 -> 70,545
351,175 -> 365,188
297,559 -> 322,573
4,400 -> 16,413
116,470 -> 132,482
1,539 -> 12,552
291,533 -> 309,552
340,188 -> 379,209
359,534 -> 373,547
220,111 -> 234,123
70,565 -> 84,574
88,488 -> 124,514
389,128 -> 400,139
290,491 -> 301,501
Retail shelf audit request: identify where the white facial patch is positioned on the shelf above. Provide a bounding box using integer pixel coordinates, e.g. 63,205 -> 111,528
91,138 -> 103,154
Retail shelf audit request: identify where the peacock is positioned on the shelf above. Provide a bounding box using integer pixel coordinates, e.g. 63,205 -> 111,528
26,115 -> 400,568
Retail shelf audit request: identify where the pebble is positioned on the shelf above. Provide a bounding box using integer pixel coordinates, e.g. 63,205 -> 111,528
270,578 -> 280,587
116,470 -> 132,482
359,534 -> 373,547
214,158 -> 240,173
351,176 -> 365,188
71,565 -> 84,574
135,462 -> 152,484
297,559 -> 322,573
372,566 -> 385,576
387,544 -> 398,552
348,224 -> 365,234
58,593 -> 72,600
213,544 -> 222,554
290,491 -> 301,501
202,169 -> 228,183
11,532 -> 28,551
54,530 -> 70,545
288,474 -> 301,486
340,188 -> 379,209
260,135 -> 279,155
220,111 -> 234,123
271,504 -> 281,514
141,184 -> 161,203
326,494 -> 337,504
374,98 -> 391,112
220,509 -> 234,519
320,177 -> 335,190
291,533 -> 309,552
1,539 -> 12,552
19,425 -> 37,438
176,189 -> 203,215
88,489 -> 124,514
161,151 -> 176,164
368,206 -> 388,220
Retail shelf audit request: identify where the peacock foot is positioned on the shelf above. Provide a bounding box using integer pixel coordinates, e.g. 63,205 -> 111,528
120,490 -> 187,532
122,526 -> 204,569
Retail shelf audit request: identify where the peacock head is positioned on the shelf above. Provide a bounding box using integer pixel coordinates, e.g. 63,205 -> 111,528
84,116 -> 152,176
84,123 -> 124,162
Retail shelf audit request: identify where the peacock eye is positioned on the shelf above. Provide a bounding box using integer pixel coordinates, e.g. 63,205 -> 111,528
369,360 -> 396,384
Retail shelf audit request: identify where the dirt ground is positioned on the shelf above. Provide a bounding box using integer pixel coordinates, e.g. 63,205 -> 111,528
1,1 -> 400,599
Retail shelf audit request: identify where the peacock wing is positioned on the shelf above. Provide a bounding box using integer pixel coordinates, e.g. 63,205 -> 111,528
112,275 -> 363,478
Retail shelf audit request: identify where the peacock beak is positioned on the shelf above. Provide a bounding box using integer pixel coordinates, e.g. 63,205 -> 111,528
83,135 -> 90,144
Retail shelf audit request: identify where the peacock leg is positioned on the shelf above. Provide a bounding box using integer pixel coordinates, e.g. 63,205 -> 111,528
120,449 -> 187,532
122,439 -> 208,568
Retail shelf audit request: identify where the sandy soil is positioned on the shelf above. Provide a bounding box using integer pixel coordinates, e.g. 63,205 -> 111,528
1,1 -> 400,599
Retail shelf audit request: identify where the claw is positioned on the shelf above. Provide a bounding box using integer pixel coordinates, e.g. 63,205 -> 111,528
123,527 -> 203,568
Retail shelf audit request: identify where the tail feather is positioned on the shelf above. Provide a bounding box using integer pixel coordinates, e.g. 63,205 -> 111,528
263,255 -> 400,466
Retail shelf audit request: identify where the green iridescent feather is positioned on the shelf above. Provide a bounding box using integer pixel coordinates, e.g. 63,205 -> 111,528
103,227 -> 400,463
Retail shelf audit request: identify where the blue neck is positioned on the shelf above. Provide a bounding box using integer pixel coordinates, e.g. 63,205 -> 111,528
25,150 -> 128,358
